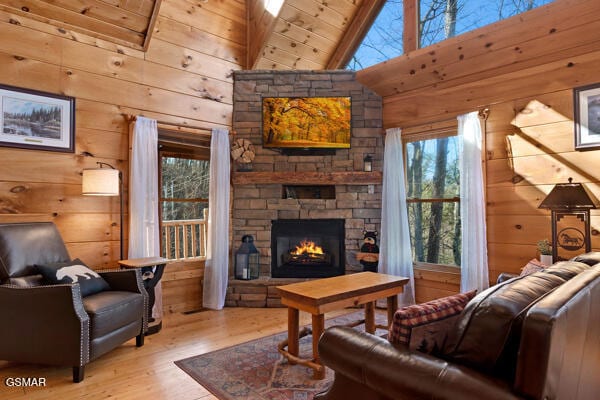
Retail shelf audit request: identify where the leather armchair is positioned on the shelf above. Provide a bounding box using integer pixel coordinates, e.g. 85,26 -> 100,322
0,222 -> 148,382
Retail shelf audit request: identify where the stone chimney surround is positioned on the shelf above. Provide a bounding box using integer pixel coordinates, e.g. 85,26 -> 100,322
228,70 -> 384,307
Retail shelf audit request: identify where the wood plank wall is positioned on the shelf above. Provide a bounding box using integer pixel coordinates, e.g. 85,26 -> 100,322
0,0 -> 245,313
357,0 -> 600,302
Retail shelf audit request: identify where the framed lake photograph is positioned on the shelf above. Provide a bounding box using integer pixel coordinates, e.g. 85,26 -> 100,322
574,82 -> 600,150
0,84 -> 75,153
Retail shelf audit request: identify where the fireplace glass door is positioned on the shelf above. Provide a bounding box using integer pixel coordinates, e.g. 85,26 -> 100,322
271,219 -> 345,278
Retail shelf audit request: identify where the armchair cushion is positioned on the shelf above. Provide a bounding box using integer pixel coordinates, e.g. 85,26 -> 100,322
388,290 -> 477,354
83,291 -> 144,339
36,259 -> 110,297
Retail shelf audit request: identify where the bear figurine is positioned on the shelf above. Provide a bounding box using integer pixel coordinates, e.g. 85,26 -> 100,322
358,230 -> 379,272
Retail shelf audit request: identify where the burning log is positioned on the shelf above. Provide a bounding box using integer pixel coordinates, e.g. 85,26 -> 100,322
283,240 -> 331,265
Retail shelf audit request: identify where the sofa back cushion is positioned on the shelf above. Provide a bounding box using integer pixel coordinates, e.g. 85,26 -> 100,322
0,223 -> 70,283
543,261 -> 590,280
570,251 -> 600,266
443,271 -> 567,378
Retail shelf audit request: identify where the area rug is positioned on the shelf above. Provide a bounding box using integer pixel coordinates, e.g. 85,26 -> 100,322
175,310 -> 387,400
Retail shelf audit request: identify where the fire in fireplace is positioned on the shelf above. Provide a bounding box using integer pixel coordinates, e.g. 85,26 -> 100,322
285,240 -> 331,265
271,219 -> 345,278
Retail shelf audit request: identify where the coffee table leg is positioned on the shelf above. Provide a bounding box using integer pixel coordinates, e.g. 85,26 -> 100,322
288,307 -> 299,364
312,313 -> 325,379
365,302 -> 375,333
387,295 -> 398,328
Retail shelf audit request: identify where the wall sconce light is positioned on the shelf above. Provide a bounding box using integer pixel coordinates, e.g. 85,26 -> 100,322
363,154 -> 373,172
82,162 -> 124,260
538,177 -> 598,262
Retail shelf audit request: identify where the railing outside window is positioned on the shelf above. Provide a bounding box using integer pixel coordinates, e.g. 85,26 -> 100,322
161,209 -> 208,260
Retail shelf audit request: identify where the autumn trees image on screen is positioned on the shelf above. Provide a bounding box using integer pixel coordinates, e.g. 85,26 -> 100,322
262,97 -> 351,148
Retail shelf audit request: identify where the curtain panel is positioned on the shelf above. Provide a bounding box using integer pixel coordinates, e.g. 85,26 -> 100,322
458,112 -> 489,293
129,116 -> 162,317
202,128 -> 230,310
380,128 -> 415,306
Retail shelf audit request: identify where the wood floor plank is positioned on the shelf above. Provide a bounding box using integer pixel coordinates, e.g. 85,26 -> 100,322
0,307 -> 357,399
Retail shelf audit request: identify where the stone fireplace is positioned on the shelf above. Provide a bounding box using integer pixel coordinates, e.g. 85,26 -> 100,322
226,70 -> 383,307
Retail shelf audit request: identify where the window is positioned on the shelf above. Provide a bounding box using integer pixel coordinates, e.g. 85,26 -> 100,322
159,147 -> 210,260
419,0 -> 554,48
347,0 -> 553,70
405,133 -> 460,267
346,0 -> 404,70
160,155 -> 209,221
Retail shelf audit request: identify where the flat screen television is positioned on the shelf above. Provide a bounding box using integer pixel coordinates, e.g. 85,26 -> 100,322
262,96 -> 351,151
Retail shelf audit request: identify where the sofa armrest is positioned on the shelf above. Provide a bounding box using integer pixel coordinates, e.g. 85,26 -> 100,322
0,283 -> 90,366
318,326 -> 519,400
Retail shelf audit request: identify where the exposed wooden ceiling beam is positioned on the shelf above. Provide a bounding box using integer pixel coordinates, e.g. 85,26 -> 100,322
403,0 -> 418,53
326,0 -> 387,69
142,0 -> 162,51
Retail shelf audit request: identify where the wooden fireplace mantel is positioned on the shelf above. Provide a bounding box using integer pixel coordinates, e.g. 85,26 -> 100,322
232,171 -> 382,185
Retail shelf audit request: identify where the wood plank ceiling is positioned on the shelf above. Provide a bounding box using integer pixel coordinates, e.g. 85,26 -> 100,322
0,0 -> 382,68
0,0 -> 162,50
248,0 -> 385,70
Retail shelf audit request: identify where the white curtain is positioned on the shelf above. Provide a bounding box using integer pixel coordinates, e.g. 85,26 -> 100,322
379,128 -> 415,306
129,116 -> 162,317
202,128 -> 230,310
458,112 -> 489,293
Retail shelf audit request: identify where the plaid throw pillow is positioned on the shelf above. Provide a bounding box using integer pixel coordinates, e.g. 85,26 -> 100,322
388,290 -> 477,353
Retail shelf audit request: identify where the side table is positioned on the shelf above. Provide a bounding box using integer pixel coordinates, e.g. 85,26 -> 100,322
118,256 -> 170,335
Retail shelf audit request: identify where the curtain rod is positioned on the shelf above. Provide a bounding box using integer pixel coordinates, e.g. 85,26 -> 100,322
124,114 -> 234,135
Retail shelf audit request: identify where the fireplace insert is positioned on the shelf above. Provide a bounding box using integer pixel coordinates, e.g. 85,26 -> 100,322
271,219 -> 345,278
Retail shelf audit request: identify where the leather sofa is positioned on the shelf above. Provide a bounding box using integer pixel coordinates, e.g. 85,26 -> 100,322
316,255 -> 600,400
0,222 -> 148,382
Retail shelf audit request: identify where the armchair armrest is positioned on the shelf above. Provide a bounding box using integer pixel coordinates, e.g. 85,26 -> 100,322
99,269 -> 148,334
0,284 -> 90,367
317,326 -> 519,400
99,269 -> 146,293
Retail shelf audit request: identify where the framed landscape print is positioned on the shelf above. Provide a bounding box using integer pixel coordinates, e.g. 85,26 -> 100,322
0,84 -> 75,153
574,82 -> 600,150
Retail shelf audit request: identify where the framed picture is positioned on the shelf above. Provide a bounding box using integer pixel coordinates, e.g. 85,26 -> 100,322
0,84 -> 75,153
574,82 -> 600,150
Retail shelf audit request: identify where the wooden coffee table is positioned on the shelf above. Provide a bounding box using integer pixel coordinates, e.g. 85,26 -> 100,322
277,272 -> 409,379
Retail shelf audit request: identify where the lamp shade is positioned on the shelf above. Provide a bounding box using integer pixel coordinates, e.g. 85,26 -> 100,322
538,178 -> 598,210
82,168 -> 120,196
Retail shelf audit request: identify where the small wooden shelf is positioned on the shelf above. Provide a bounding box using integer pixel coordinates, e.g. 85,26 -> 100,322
283,185 -> 336,199
232,171 -> 382,185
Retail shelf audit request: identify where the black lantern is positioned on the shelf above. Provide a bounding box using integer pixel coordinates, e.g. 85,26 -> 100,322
363,154 -> 373,172
235,235 -> 260,280
538,178 -> 598,262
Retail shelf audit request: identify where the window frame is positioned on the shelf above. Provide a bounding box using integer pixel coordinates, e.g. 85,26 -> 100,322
402,124 -> 460,271
158,149 -> 210,260
158,150 -> 210,223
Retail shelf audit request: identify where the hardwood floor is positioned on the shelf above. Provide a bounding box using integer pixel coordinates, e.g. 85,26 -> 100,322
0,307 -> 356,399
